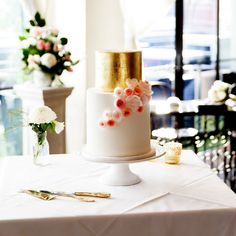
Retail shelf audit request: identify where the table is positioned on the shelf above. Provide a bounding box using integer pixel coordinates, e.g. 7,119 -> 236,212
0,150 -> 236,236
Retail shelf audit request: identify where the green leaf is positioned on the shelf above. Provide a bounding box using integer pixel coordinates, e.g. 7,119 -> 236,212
29,20 -> 35,26
60,37 -> 68,45
35,12 -> 41,23
19,35 -> 26,41
38,19 -> 46,27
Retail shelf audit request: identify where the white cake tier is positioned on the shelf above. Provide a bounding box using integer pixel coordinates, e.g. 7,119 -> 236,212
86,88 -> 151,157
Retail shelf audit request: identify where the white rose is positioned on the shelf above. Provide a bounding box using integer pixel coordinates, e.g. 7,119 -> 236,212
22,37 -> 36,48
208,88 -> 227,102
40,53 -> 57,68
53,121 -> 64,134
125,95 -> 142,110
213,80 -> 230,91
29,106 -> 57,124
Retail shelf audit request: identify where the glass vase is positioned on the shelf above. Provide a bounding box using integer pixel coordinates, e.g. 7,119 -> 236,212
33,132 -> 50,166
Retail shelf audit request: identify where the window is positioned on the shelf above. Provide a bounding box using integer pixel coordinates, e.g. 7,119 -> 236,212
0,0 -> 24,89
0,0 -> 23,156
136,0 -> 223,100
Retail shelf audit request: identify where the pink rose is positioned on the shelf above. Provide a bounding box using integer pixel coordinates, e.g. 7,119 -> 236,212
36,40 -> 45,50
114,98 -> 125,109
44,42 -> 51,50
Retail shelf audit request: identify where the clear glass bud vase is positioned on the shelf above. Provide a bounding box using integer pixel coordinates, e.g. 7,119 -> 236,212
33,131 -> 50,166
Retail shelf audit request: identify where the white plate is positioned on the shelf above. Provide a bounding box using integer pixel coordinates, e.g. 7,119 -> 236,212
82,143 -> 165,164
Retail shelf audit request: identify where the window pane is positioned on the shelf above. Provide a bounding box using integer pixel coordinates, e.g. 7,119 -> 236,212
137,4 -> 175,100
0,0 -> 23,88
183,0 -> 217,100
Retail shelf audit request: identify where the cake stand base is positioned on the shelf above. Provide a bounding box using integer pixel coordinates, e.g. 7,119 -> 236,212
101,163 -> 141,186
82,144 -> 165,186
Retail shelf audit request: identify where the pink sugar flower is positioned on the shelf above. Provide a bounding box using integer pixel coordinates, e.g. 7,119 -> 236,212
123,108 -> 131,117
137,106 -> 144,112
114,87 -> 124,98
44,42 -> 51,50
114,98 -> 125,109
99,121 -> 106,127
106,119 -> 115,127
124,88 -> 133,96
112,110 -> 122,121
134,86 -> 142,95
36,40 -> 45,50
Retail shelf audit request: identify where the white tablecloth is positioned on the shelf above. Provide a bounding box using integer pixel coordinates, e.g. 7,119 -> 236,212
0,150 -> 236,236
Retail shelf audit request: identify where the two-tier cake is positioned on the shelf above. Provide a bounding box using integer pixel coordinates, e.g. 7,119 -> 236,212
85,50 -> 154,159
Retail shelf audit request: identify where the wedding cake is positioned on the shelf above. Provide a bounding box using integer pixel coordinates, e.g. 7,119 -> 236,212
86,50 -> 153,158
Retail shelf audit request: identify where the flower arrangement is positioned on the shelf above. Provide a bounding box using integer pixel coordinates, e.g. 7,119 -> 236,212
99,79 -> 152,127
208,80 -> 231,103
28,105 -> 64,164
19,12 -> 79,84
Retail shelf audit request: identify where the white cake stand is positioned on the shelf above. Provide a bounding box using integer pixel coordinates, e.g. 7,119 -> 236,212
82,144 -> 165,186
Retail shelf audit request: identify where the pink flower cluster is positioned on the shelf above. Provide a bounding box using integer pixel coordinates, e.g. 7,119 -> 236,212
99,79 -> 152,128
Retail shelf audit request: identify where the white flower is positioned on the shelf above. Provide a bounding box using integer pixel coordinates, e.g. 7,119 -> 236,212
213,80 -> 230,91
208,88 -> 227,102
125,95 -> 142,110
114,87 -> 124,98
29,106 -> 57,124
53,121 -> 64,134
22,37 -> 36,48
40,53 -> 57,68
30,26 -> 43,37
126,78 -> 139,89
139,81 -> 152,96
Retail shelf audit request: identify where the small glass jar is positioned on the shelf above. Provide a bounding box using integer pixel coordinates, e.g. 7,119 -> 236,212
32,131 -> 50,166
164,142 -> 182,164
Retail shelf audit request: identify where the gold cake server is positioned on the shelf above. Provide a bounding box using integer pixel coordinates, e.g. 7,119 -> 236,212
74,191 -> 111,198
20,189 -> 55,201
39,190 -> 96,202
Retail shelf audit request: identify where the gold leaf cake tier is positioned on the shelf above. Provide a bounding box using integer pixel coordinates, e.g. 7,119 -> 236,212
95,50 -> 142,92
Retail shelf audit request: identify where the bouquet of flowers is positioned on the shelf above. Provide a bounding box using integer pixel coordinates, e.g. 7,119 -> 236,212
28,105 -> 64,164
19,12 -> 79,84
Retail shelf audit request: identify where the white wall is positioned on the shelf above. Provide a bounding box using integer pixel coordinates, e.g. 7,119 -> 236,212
53,0 -> 125,153
86,0 -> 125,88
53,0 -> 86,153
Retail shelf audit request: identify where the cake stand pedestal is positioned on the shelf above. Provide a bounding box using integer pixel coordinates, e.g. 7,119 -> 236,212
82,145 -> 165,186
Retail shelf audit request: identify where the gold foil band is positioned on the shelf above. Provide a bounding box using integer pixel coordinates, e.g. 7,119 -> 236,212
96,50 -> 142,92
